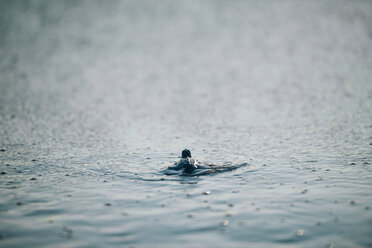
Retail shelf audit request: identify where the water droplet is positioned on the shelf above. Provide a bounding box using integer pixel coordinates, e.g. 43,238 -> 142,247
220,220 -> 229,227
296,229 -> 304,236
327,243 -> 334,248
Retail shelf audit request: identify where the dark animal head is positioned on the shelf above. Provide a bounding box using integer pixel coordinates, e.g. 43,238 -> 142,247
181,149 -> 192,158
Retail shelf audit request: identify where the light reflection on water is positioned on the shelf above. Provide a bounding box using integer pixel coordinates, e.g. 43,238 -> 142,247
1,0 -> 372,247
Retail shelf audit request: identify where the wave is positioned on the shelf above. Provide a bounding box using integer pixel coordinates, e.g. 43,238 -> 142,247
162,162 -> 249,177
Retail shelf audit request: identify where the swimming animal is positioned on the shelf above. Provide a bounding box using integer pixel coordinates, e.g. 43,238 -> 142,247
168,149 -> 199,173
166,149 -> 248,176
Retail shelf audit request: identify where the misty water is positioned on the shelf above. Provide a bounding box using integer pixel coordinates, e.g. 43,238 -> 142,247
1,1 -> 372,247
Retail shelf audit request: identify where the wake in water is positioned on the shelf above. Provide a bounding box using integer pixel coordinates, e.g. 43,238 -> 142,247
163,163 -> 249,176
163,149 -> 248,176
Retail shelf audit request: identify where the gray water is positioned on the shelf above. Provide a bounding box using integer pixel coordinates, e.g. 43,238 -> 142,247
1,0 -> 372,247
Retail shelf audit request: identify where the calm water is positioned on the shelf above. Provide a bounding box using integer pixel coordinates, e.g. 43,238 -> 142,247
1,1 -> 372,247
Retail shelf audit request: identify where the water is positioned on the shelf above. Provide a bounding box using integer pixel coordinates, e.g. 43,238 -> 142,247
1,0 -> 372,247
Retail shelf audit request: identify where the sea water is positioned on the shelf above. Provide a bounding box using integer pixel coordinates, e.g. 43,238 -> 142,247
0,1 -> 372,247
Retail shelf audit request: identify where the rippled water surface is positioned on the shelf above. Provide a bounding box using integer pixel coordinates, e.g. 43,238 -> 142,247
1,1 -> 372,247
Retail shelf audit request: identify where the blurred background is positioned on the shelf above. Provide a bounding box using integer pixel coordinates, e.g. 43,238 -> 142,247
1,0 -> 371,160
